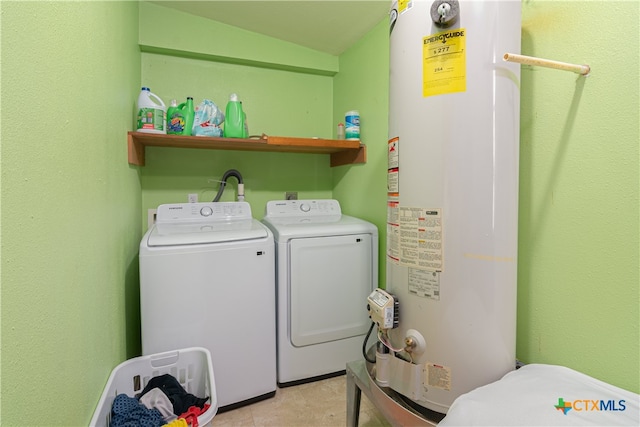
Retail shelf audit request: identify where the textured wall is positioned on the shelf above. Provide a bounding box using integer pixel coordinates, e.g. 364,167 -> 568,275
333,19 -> 390,288
0,1 -> 141,424
516,1 -> 639,392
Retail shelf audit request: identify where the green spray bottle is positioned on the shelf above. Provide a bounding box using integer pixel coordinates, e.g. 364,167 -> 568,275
223,93 -> 246,138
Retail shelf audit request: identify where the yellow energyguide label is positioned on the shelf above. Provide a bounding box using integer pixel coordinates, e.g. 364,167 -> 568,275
423,28 -> 466,97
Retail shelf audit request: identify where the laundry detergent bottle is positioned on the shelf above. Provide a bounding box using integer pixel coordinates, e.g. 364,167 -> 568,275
136,87 -> 166,134
166,99 -> 180,134
223,93 -> 246,138
167,97 -> 195,136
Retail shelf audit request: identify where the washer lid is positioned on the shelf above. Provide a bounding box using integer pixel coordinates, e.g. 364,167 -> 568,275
147,219 -> 268,246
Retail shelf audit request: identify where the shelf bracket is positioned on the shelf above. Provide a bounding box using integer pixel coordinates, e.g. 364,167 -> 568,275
503,53 -> 590,76
128,132 -> 145,166
331,145 -> 366,167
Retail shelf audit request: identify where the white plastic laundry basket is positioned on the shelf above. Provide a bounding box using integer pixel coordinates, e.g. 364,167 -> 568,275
90,347 -> 217,427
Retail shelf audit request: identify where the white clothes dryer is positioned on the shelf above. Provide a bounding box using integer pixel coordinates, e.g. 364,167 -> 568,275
139,202 -> 276,410
262,199 -> 378,386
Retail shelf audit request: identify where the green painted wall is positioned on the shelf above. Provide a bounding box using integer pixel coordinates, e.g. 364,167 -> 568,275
138,3 -> 335,221
0,1 -> 141,425
333,19 -> 390,288
138,2 -> 338,75
516,1 -> 639,392
1,1 -> 637,425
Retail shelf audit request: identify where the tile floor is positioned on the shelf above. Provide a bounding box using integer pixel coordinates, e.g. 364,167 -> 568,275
210,374 -> 392,427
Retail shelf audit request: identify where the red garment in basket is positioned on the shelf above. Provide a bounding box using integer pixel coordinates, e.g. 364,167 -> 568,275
177,404 -> 210,427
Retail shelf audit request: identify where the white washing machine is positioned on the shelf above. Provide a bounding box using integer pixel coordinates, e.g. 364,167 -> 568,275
262,199 -> 378,386
139,202 -> 276,410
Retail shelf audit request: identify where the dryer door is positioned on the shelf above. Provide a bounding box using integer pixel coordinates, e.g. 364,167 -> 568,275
289,233 -> 373,347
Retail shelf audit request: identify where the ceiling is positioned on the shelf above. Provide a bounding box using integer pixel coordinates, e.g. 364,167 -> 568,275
150,1 -> 390,56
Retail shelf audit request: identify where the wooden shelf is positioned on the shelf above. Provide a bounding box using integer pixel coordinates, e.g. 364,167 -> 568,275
127,132 -> 366,167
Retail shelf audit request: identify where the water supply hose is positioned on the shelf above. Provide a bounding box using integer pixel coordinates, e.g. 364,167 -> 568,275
212,169 -> 244,202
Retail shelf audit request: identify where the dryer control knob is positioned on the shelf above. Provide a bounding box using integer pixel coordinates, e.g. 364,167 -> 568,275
200,206 -> 213,217
300,203 -> 311,212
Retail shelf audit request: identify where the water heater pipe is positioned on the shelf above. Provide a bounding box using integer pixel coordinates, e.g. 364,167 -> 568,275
503,53 -> 591,75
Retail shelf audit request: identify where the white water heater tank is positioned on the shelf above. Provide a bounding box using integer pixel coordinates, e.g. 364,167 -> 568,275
385,0 -> 521,414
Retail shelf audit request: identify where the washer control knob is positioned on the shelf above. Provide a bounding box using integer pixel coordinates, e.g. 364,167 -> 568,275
200,206 -> 213,217
300,203 -> 311,212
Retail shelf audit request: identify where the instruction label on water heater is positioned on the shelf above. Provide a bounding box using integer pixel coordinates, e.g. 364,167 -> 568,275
423,28 -> 466,97
387,201 -> 400,263
409,268 -> 440,300
398,207 -> 443,271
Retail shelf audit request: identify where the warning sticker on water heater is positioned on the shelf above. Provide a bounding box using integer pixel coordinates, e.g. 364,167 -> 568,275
388,137 -> 399,196
423,28 -> 466,97
398,207 -> 443,271
425,363 -> 451,391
